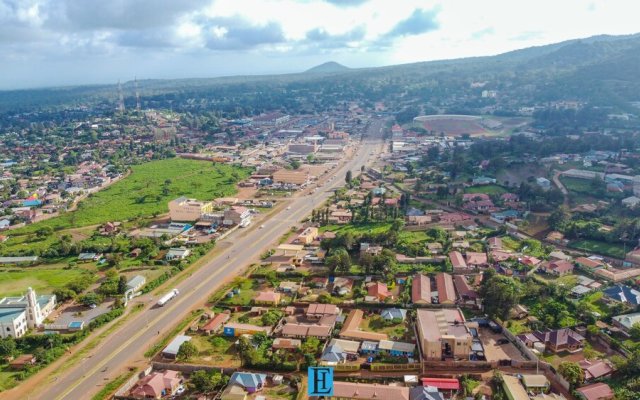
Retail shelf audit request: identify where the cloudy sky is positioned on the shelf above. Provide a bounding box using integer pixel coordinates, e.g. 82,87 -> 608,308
1,0 -> 638,89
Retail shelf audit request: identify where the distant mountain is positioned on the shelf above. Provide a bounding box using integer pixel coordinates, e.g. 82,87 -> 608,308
305,61 -> 350,74
2,33 -> 640,113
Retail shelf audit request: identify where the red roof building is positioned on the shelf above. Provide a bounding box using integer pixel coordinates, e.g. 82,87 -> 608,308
576,382 -> 614,400
412,273 -> 431,304
421,377 -> 460,391
368,282 -> 393,301
436,272 -> 456,304
449,251 -> 467,270
202,313 -> 230,335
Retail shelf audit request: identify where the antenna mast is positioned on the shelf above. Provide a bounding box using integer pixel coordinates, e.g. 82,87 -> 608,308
135,77 -> 141,112
117,80 -> 125,114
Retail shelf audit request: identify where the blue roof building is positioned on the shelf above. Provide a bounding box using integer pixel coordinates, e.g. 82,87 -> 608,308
321,343 -> 346,363
228,372 -> 267,393
381,308 -> 407,321
603,285 -> 640,306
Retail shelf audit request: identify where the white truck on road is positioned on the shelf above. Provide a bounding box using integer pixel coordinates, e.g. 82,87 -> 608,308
157,288 -> 179,307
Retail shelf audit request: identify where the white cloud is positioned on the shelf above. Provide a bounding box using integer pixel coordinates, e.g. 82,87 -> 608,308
0,0 -> 639,88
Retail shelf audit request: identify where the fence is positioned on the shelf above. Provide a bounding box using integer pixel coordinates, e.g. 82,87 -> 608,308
371,363 -> 421,372
152,362 -> 236,375
43,324 -> 68,331
332,363 -> 361,372
114,366 -> 153,399
496,321 -> 572,395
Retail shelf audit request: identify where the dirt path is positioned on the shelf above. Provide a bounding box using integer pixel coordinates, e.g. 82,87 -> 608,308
552,170 -> 570,207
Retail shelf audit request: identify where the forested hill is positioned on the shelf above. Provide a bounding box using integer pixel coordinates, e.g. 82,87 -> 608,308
1,33 -> 639,114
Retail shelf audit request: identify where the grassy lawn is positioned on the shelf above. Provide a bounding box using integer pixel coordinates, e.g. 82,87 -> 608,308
189,335 -> 241,368
220,278 -> 259,306
320,223 -> 391,236
398,230 -> 430,244
263,384 -> 298,400
0,368 -> 17,392
501,236 -> 521,252
579,291 -> 612,317
362,315 -> 409,340
465,184 -> 507,195
10,158 -> 250,235
568,239 -> 626,259
505,319 -> 530,335
560,177 -> 594,194
0,266 -> 93,295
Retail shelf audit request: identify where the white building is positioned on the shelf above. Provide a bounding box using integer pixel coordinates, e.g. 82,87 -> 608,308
612,312 -> 640,333
622,196 -> 640,208
0,288 -> 56,338
168,197 -> 213,222
165,247 -> 191,261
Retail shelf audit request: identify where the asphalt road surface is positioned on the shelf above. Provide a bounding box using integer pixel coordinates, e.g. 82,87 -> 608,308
12,119 -> 385,400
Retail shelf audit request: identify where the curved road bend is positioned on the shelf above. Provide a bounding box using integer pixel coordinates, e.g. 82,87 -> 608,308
9,119 -> 385,400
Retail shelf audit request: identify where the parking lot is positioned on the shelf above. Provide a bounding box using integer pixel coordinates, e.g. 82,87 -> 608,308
479,327 -> 527,362
54,300 -> 114,326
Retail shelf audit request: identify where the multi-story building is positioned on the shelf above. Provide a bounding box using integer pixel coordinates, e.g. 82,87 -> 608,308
168,196 -> 213,222
0,288 -> 56,338
416,308 -> 472,361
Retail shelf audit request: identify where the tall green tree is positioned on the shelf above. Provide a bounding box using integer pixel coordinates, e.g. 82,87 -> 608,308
479,271 -> 522,320
558,361 -> 584,389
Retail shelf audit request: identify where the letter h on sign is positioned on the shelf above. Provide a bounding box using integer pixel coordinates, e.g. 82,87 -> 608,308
308,367 -> 333,397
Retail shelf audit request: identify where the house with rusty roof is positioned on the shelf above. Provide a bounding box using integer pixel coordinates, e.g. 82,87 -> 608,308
412,273 -> 431,304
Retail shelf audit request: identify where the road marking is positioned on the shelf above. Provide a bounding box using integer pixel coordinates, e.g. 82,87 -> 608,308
54,181 -> 323,399
55,142 -> 378,399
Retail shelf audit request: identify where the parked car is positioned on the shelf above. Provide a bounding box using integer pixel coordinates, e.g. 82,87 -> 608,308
496,338 -> 509,345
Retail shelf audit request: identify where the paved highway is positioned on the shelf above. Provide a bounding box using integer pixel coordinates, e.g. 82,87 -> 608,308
10,119 -> 385,400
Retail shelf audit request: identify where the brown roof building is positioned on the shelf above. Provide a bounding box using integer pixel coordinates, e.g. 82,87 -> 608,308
449,251 -> 467,270
339,309 -> 388,342
331,381 -> 409,400
576,383 -> 614,400
130,370 -> 182,399
412,273 -> 431,304
436,272 -> 456,304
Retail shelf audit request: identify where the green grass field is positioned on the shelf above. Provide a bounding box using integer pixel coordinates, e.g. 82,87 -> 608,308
12,158 -> 250,235
569,239 -> 626,259
0,266 -> 92,296
560,177 -> 594,194
320,222 -> 392,236
465,184 -> 507,195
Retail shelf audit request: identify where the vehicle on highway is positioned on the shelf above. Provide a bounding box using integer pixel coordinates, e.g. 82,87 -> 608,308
157,288 -> 179,307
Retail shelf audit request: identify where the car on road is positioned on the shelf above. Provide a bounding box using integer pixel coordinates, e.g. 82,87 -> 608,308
286,206 -> 291,210
259,225 -> 265,229
496,338 -> 510,345
89,304 -> 97,309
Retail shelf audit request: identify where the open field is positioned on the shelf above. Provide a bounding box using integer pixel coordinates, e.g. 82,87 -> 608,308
465,184 -> 508,195
414,115 -> 530,137
0,266 -> 93,296
10,158 -> 250,235
415,115 -> 490,136
560,177 -> 593,194
320,222 -> 392,236
569,239 -> 626,259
